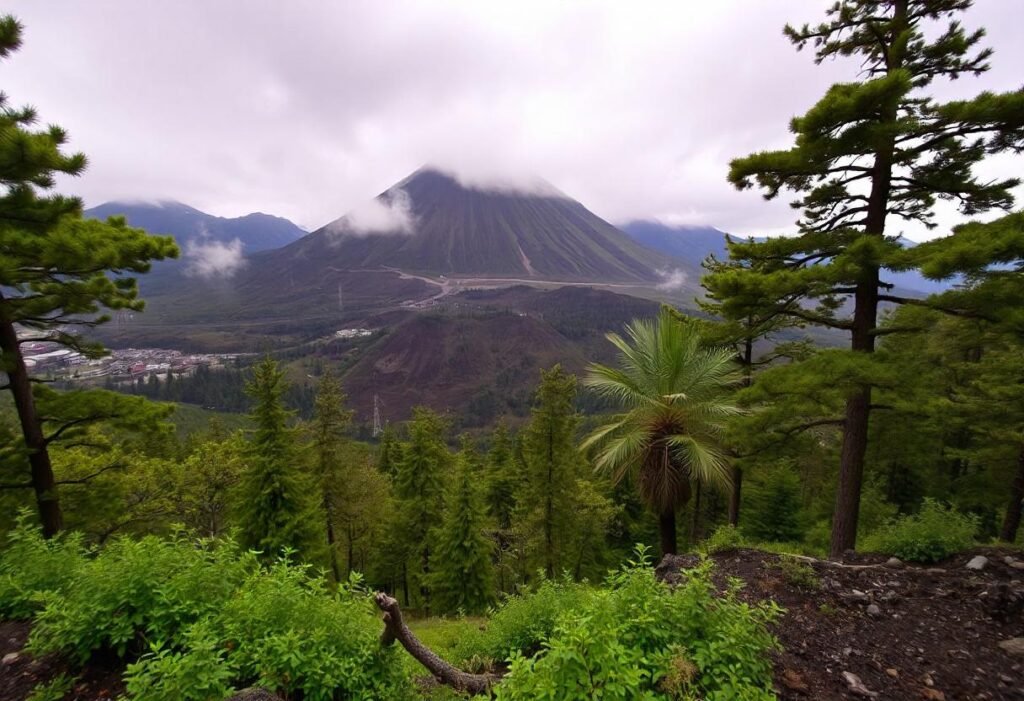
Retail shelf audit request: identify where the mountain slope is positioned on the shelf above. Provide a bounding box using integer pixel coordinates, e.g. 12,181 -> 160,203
84,200 -> 305,253
622,220 -> 953,296
281,167 -> 669,281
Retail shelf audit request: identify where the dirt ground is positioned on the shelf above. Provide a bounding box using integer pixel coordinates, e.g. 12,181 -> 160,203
658,547 -> 1024,700
0,620 -> 123,700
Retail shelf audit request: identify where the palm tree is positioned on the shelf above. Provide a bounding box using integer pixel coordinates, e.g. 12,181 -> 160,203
582,308 -> 742,556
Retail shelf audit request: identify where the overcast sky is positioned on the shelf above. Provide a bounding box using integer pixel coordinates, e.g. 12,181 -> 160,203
4,0 -> 1021,239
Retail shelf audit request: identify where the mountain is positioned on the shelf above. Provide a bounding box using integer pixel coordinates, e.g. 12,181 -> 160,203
621,220 -> 953,296
282,167 -> 672,282
84,200 -> 305,253
620,220 -> 740,268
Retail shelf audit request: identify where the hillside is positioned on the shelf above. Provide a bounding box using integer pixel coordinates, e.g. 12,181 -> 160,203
621,220 -> 952,296
285,167 -> 673,281
323,285 -> 662,425
84,200 -> 305,253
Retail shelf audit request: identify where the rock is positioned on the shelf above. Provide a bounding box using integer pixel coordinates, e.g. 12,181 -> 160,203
842,671 -> 879,698
1005,556 -> 1018,566
966,555 -> 989,571
867,604 -> 882,617
228,690 -> 283,701
921,689 -> 946,700
1012,562 -> 1024,571
886,557 -> 902,567
886,668 -> 900,678
998,638 -> 1024,656
1,652 -> 18,665
850,589 -> 868,600
782,668 -> 809,692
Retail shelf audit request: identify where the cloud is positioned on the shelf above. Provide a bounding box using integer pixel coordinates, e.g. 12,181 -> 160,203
184,237 -> 246,278
656,267 -> 687,292
334,188 -> 415,236
7,1 -> 1021,239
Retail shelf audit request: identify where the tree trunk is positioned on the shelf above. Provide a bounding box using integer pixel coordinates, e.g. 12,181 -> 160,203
659,508 -> 677,557
325,505 -> 340,583
828,0 -> 907,560
728,466 -> 742,526
690,480 -> 703,543
375,592 -> 500,694
1000,444 -> 1024,543
0,317 -> 63,537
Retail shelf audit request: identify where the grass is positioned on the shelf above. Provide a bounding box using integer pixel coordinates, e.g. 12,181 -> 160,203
404,616 -> 488,699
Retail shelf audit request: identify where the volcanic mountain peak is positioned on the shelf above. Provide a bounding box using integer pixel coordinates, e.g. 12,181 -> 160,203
290,167 -> 674,282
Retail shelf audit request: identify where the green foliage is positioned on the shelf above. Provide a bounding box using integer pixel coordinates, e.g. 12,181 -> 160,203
770,557 -> 819,592
454,577 -> 593,665
863,498 -> 978,563
0,514 -> 85,618
583,308 -> 741,555
27,674 -> 75,701
701,524 -> 747,554
517,365 -> 583,577
744,467 -> 805,543
494,549 -> 780,701
28,531 -> 256,663
429,438 -> 495,615
235,357 -> 325,564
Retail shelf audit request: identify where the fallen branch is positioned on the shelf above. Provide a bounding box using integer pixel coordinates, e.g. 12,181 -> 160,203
374,592 -> 501,695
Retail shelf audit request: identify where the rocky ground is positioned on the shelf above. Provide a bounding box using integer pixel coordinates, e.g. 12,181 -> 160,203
658,547 -> 1024,700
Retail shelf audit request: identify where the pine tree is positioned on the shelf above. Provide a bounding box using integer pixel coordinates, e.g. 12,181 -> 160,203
310,370 -> 354,582
0,15 -> 177,536
376,424 -> 401,478
429,436 -> 495,614
393,407 -> 450,611
744,466 -> 805,543
485,420 -> 518,530
704,0 -> 1024,557
518,366 -> 581,577
235,357 -> 325,563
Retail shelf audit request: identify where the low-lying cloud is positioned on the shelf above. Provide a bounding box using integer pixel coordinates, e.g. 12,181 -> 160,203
656,267 -> 688,292
185,237 -> 246,278
335,188 -> 415,237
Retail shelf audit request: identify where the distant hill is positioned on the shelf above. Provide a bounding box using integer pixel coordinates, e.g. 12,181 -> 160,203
84,200 -> 305,253
284,167 -> 672,282
621,220 -> 952,296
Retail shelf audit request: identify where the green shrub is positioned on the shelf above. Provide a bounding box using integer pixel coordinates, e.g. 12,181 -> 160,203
0,514 -> 87,619
453,576 -> 592,665
771,556 -> 819,591
862,498 -> 978,563
701,524 -> 747,554
29,532 -> 257,662
493,548 -> 780,701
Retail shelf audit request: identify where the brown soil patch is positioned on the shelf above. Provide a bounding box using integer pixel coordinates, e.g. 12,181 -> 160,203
658,547 -> 1024,700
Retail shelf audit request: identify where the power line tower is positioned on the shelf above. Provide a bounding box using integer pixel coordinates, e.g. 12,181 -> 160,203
372,393 -> 383,437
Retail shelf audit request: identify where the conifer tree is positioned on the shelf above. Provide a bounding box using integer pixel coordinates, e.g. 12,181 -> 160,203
704,0 -> 1024,557
393,407 -> 450,610
236,357 -> 325,563
0,15 -> 177,536
376,424 -> 401,478
518,365 -> 581,577
485,420 -> 518,530
429,436 -> 495,614
310,370 -> 354,582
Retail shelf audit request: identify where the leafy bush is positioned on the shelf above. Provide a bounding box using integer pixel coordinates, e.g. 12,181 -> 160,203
863,498 -> 978,563
771,556 -> 819,591
493,548 -> 780,701
0,513 -> 86,619
29,531 -> 257,662
453,576 -> 592,665
701,524 -> 747,554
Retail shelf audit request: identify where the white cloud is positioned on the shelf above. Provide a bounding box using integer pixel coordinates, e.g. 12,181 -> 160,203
6,0 -> 1021,238
656,267 -> 687,292
335,188 -> 415,236
184,237 -> 245,278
